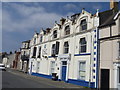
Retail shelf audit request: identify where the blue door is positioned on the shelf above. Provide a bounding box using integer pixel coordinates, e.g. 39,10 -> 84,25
62,66 -> 67,81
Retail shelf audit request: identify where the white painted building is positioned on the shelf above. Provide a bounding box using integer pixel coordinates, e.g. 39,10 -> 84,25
28,9 -> 99,88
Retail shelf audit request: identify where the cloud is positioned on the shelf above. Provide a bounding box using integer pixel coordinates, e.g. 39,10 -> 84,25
64,3 -> 78,10
2,3 -> 65,33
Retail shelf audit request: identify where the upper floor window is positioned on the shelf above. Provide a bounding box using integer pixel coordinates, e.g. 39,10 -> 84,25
80,19 -> 87,31
32,47 -> 37,58
64,41 -> 69,54
79,38 -> 87,53
118,41 -> 120,58
34,38 -> 36,44
38,46 -> 41,58
40,36 -> 43,42
65,25 -> 70,35
52,44 -> 56,55
53,30 -> 57,38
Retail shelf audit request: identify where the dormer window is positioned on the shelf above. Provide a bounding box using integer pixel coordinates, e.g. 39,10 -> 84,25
80,19 -> 87,31
53,30 -> 57,38
40,36 -> 43,42
34,38 -> 36,44
24,43 -> 26,48
65,25 -> 70,35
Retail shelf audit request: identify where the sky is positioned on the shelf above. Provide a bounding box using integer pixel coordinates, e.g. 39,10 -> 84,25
2,2 -> 111,53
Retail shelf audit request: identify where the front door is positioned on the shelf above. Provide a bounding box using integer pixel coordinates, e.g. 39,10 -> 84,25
61,61 -> 67,81
100,69 -> 110,89
117,67 -> 120,90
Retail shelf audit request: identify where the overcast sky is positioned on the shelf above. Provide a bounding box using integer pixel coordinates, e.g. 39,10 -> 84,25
2,2 -> 111,53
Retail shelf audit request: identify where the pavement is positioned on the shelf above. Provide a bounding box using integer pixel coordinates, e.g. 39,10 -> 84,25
2,68 -> 84,88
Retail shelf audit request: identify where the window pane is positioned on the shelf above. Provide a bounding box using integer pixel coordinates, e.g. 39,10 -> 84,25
64,42 -> 69,53
80,19 -> 87,30
80,38 -> 87,53
65,25 -> 70,35
118,67 -> 120,83
118,42 -> 120,56
62,61 -> 67,65
79,62 -> 86,80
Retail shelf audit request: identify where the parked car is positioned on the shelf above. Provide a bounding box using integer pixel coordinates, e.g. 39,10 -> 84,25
0,63 -> 6,71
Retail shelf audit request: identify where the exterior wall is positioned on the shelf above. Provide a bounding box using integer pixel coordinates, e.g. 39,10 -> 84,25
28,10 -> 98,88
99,13 -> 120,88
3,54 -> 15,68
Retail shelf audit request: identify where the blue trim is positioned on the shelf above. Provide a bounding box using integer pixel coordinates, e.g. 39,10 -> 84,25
94,30 -> 96,32
93,69 -> 95,73
68,79 -> 95,88
94,41 -> 97,43
31,72 -> 52,79
94,46 -> 96,49
74,53 -> 91,56
93,64 -> 95,67
94,52 -> 96,55
94,58 -> 96,61
93,76 -> 95,79
48,56 -> 58,58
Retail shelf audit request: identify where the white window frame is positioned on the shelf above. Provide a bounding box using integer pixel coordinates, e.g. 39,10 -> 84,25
78,61 -> 86,80
64,25 -> 70,35
118,41 -> 120,58
80,19 -> 87,31
50,61 -> 55,75
52,44 -> 56,55
79,38 -> 87,53
64,41 -> 69,54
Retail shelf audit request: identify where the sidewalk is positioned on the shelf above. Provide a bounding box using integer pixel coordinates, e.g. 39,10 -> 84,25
6,68 -> 84,88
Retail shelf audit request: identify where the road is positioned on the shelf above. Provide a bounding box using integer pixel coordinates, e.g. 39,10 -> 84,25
2,71 -> 56,88
2,69 -> 83,88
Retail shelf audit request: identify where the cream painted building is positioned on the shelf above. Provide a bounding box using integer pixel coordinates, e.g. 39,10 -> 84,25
99,8 -> 120,89
28,9 -> 99,88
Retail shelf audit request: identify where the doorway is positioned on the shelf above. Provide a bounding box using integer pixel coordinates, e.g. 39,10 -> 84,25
61,61 -> 67,81
100,69 -> 110,89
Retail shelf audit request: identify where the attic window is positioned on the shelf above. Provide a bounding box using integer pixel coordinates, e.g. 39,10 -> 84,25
40,36 -> 43,42
53,30 -> 57,38
80,19 -> 87,31
65,25 -> 70,35
34,38 -> 36,44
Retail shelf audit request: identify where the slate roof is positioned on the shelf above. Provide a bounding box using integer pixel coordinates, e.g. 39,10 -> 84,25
98,9 -> 118,28
22,40 -> 30,43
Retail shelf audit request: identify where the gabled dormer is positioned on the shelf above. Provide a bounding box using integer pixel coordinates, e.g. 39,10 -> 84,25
75,9 -> 95,33
51,22 -> 61,40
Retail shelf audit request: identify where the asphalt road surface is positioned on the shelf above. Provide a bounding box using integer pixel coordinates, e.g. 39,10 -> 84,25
2,71 -> 56,88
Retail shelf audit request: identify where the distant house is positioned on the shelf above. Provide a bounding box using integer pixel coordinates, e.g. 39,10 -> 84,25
13,52 -> 21,69
19,40 -> 30,73
2,53 -> 15,68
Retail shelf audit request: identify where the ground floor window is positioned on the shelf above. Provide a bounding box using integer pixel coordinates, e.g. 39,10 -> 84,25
78,61 -> 86,80
51,61 -> 55,74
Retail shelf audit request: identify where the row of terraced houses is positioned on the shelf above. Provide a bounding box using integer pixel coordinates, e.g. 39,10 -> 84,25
3,1 -> 120,89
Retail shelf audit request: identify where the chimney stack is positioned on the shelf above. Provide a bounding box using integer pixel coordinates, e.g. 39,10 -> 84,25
110,0 -> 119,12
